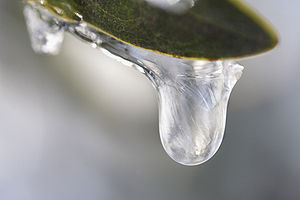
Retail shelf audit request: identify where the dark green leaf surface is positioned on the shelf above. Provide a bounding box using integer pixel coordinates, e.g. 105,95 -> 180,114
29,0 -> 278,60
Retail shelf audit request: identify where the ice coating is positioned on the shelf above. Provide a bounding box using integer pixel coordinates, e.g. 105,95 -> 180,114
23,4 -> 243,166
146,0 -> 195,13
24,5 -> 64,55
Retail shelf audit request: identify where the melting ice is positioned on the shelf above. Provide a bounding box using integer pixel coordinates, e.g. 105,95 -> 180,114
24,3 -> 244,166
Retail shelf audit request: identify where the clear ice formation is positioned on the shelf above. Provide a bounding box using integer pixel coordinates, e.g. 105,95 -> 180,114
24,4 -> 244,166
24,5 -> 64,55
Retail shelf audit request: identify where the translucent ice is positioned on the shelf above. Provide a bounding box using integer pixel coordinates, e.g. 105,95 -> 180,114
24,5 -> 64,55
23,3 -> 244,166
146,0 -> 195,13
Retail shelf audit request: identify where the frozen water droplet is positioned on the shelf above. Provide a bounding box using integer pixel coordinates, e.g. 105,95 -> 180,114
118,48 -> 244,165
23,3 -> 244,166
23,5 -> 64,55
147,0 -> 195,13
156,60 -> 243,165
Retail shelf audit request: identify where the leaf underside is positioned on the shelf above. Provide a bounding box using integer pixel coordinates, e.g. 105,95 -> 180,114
29,0 -> 278,60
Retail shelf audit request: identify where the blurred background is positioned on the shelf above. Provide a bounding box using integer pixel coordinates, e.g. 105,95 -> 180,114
0,0 -> 299,199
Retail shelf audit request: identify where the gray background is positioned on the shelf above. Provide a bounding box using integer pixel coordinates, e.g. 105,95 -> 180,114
0,0 -> 299,199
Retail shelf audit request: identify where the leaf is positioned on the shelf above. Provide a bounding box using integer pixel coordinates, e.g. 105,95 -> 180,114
29,0 -> 278,60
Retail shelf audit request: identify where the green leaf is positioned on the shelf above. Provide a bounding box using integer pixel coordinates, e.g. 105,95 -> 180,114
28,0 -> 278,60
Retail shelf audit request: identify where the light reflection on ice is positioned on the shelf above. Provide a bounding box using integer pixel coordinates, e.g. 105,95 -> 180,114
23,3 -> 243,166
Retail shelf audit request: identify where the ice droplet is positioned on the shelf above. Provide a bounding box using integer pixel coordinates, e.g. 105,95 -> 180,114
23,3 -> 244,166
23,5 -> 64,55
